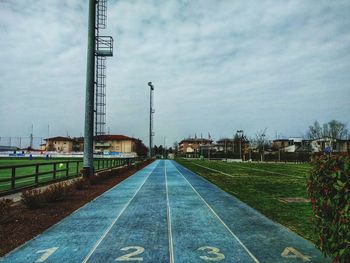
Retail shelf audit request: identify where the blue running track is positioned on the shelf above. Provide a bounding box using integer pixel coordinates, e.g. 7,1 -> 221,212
1,160 -> 330,262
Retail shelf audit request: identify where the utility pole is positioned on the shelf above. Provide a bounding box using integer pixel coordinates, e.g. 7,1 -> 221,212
208,143 -> 210,160
148,82 -> 154,158
237,130 -> 243,160
232,132 -> 235,155
163,136 -> 166,159
30,124 -> 33,149
261,133 -> 266,162
83,0 -> 96,177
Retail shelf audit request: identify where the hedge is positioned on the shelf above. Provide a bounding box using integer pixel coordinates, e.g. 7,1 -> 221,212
307,155 -> 350,262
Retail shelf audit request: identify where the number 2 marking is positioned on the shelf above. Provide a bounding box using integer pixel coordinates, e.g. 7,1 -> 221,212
35,247 -> 58,262
281,247 -> 311,262
198,246 -> 225,261
115,246 -> 145,261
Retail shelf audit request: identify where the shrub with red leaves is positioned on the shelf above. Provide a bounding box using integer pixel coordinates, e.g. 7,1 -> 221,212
308,155 -> 350,262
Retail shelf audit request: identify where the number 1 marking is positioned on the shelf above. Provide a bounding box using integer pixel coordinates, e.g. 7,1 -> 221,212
35,247 -> 58,262
281,247 -> 311,262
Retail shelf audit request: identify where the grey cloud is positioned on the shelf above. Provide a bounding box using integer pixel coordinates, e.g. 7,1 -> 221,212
0,0 -> 349,147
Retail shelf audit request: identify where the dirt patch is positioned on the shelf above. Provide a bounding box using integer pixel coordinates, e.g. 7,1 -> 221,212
0,161 -> 152,256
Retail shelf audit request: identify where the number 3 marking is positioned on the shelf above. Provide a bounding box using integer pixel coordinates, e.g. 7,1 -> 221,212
281,247 -> 311,262
115,246 -> 145,261
35,247 -> 58,262
198,246 -> 225,261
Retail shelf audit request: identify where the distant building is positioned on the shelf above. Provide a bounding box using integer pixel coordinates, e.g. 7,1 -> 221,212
41,135 -> 147,156
178,138 -> 213,154
216,137 -> 249,154
94,135 -> 141,155
310,137 -> 350,153
42,136 -> 74,153
272,138 -> 310,152
0,145 -> 19,152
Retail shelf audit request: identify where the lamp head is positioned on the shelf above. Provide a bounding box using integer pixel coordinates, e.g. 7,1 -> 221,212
148,82 -> 154,90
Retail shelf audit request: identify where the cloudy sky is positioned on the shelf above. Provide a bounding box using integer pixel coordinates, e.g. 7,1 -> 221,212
0,0 -> 349,147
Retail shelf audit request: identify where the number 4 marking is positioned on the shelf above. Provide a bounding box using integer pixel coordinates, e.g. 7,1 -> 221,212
281,247 -> 311,262
35,247 -> 58,262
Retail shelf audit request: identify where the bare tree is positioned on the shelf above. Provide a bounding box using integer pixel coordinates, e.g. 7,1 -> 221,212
307,121 -> 323,139
307,120 -> 348,139
255,128 -> 267,151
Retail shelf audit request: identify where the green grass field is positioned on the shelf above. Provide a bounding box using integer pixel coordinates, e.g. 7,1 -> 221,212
0,158 -> 121,193
0,158 -> 83,193
176,158 -> 317,243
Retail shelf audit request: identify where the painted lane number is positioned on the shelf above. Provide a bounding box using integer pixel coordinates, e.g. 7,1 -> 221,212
35,247 -> 58,262
198,246 -> 225,261
282,247 -> 311,262
115,246 -> 145,261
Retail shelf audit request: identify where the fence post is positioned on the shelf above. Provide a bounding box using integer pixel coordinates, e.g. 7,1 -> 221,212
35,164 -> 39,184
98,159 -> 100,170
11,167 -> 15,189
76,161 -> 79,175
53,163 -> 57,179
66,162 -> 69,177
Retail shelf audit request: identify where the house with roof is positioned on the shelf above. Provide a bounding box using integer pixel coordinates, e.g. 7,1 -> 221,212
93,135 -> 140,154
178,138 -> 213,154
41,136 -> 74,152
272,138 -> 311,153
310,137 -> 350,153
41,135 -> 147,156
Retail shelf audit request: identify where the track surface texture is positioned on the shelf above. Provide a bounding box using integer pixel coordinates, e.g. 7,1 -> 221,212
1,160 -> 329,262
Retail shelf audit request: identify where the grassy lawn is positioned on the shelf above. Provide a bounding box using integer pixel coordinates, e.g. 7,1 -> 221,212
0,158 -> 120,193
176,158 -> 317,243
0,159 -> 82,192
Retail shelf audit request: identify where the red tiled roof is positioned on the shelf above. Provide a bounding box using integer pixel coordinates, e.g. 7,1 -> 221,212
179,138 -> 212,144
44,136 -> 73,142
94,135 -> 134,141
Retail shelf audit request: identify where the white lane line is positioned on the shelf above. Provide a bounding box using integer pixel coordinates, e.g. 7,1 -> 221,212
219,161 -> 305,178
192,161 -> 304,179
82,162 -> 158,263
171,161 -> 260,263
164,161 -> 174,263
191,162 -> 236,177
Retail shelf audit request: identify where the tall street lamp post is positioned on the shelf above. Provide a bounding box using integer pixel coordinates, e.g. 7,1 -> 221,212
148,82 -> 154,158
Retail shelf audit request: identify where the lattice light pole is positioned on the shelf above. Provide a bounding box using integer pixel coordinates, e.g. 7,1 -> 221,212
83,0 -> 113,176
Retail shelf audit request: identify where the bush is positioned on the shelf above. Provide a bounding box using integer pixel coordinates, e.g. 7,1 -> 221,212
307,155 -> 350,262
21,189 -> 44,209
43,182 -> 72,202
0,199 -> 13,223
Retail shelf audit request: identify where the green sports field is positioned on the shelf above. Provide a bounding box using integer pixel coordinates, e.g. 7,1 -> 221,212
0,158 -> 84,193
176,159 -> 317,242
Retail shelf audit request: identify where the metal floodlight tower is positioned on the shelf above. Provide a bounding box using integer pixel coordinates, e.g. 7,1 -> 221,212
95,0 -> 113,136
148,82 -> 154,157
83,0 -> 113,176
